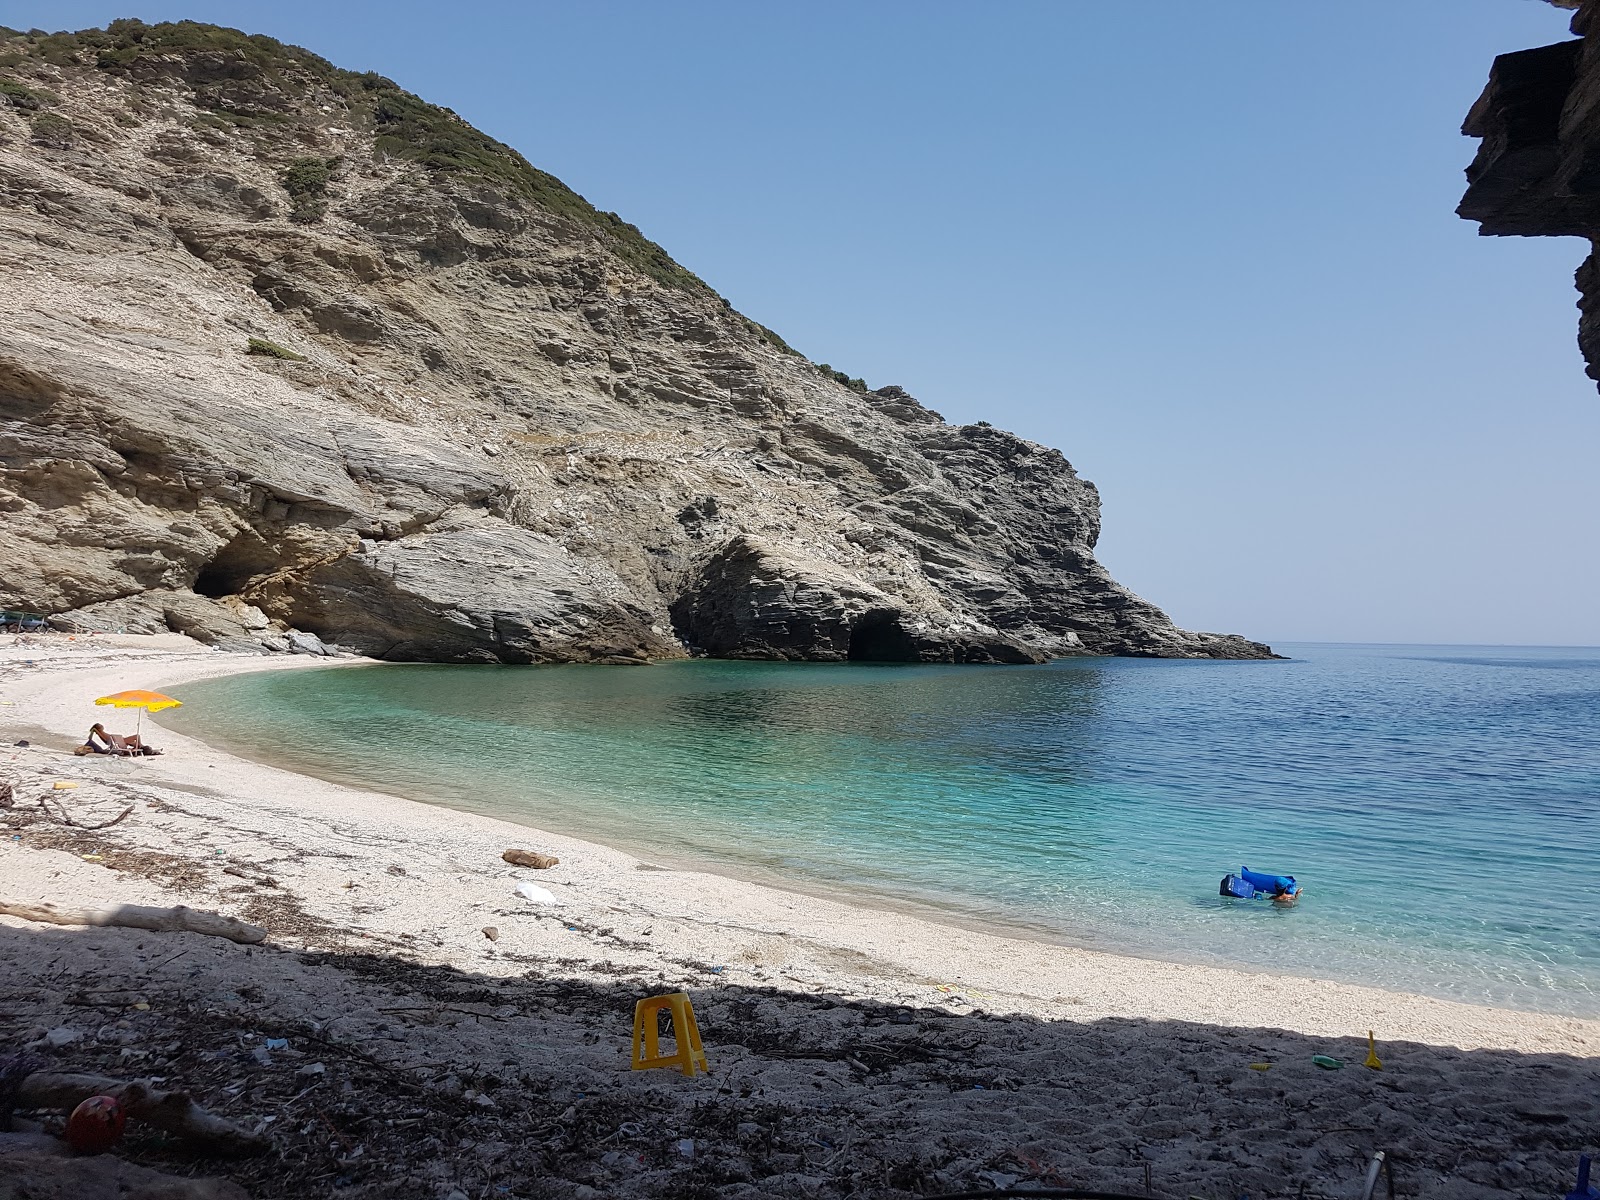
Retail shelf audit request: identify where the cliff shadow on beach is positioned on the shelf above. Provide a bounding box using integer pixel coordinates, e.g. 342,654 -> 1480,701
1,922 -> 1596,1200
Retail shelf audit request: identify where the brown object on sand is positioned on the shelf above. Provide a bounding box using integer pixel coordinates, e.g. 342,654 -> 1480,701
18,1071 -> 269,1156
502,849 -> 559,869
0,901 -> 266,945
482,926 -> 500,941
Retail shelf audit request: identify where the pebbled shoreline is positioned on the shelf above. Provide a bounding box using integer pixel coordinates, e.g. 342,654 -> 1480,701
2,633 -> 1597,1199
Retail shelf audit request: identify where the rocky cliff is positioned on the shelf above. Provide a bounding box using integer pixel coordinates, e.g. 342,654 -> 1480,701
0,20 -> 1273,664
1459,0 -> 1600,390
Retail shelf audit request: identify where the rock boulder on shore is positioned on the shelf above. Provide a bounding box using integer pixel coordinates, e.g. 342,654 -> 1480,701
0,20 -> 1274,663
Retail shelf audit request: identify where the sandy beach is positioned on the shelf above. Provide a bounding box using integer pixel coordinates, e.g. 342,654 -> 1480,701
2,633 -> 1597,1200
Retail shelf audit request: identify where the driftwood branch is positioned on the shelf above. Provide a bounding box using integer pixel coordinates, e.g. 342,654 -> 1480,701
0,901 -> 266,945
503,848 -> 560,869
38,794 -> 134,830
18,1071 -> 269,1155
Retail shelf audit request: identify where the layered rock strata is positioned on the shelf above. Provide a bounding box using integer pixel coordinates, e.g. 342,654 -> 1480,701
1459,0 -> 1600,390
0,21 -> 1273,663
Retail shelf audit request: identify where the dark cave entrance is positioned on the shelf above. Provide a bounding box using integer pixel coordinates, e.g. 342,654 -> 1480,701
193,531 -> 278,599
847,610 -> 920,662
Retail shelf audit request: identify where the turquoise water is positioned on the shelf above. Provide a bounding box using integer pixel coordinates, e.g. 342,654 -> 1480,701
163,644 -> 1600,1016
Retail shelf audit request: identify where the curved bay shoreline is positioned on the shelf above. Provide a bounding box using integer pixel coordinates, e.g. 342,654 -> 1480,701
4,634 -> 1594,1051
2,633 -> 1598,1198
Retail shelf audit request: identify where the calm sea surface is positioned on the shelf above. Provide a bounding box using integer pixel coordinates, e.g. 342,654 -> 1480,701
163,644 -> 1600,1016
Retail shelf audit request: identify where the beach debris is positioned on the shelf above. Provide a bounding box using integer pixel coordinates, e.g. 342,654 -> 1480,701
1364,1030 -> 1383,1070
16,1070 -> 269,1155
1312,1055 -> 1344,1070
40,792 -> 134,830
39,1028 -> 83,1048
631,991 -> 709,1078
1562,1153 -> 1595,1200
1248,1062 -> 1273,1071
1515,1107 -> 1570,1125
976,1169 -> 1020,1189
296,1062 -> 326,1078
51,781 -> 79,790
675,1137 -> 695,1159
0,781 -> 13,808
222,864 -> 279,888
481,926 -> 500,941
264,1038 -> 288,1051
502,848 -> 560,869
0,900 -> 267,944
64,1094 -> 127,1153
1,1051 -> 42,1129
1359,1149 -> 1394,1200
513,881 -> 557,904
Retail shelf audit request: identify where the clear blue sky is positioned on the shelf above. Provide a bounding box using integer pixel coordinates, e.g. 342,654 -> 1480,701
10,1 -> 1597,645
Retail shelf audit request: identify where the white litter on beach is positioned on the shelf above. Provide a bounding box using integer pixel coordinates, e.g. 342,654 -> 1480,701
514,880 -> 557,904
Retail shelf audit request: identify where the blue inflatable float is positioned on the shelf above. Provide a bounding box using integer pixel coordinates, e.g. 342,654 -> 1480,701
1219,866 -> 1302,902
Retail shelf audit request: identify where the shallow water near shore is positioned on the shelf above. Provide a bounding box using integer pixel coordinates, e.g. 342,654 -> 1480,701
164,643 -> 1600,1016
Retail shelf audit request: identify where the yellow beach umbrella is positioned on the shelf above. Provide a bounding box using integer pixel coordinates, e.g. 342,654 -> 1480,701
94,689 -> 182,738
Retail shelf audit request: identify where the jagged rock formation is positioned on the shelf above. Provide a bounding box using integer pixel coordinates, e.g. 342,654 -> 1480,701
1459,0 -> 1600,390
0,20 -> 1274,664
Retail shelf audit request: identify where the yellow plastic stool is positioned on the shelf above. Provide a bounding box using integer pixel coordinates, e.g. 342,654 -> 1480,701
630,991 -> 709,1077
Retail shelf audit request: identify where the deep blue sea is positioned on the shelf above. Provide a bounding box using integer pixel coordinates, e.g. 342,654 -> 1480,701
163,643 -> 1600,1016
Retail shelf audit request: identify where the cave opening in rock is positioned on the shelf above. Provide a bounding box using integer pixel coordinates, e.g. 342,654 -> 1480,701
847,610 -> 920,662
192,531 -> 278,599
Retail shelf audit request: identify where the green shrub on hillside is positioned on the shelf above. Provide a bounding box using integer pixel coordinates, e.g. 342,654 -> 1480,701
91,18 -> 341,80
815,363 -> 869,394
745,317 -> 798,356
282,155 -> 336,223
282,155 -> 334,197
246,337 -> 305,361
0,19 -> 726,294
28,111 -> 73,146
0,77 -> 58,108
197,108 -> 287,128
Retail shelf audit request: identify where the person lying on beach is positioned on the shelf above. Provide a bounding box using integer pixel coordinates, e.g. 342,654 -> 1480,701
76,722 -> 161,756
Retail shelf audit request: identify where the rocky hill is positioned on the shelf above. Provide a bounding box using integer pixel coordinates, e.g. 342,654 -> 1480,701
0,20 -> 1272,664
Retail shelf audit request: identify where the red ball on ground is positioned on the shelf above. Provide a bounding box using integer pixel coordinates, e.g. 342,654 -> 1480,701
64,1094 -> 126,1153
